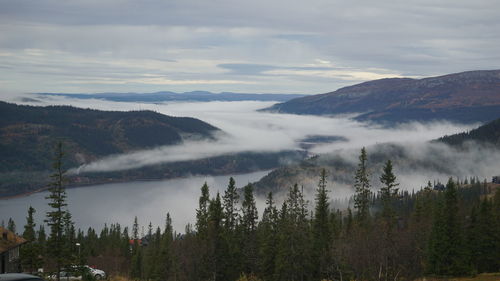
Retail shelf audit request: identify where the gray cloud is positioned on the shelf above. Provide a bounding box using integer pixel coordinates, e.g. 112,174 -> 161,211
0,0 -> 499,96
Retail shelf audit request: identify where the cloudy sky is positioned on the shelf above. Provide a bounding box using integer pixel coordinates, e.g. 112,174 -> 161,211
0,0 -> 499,97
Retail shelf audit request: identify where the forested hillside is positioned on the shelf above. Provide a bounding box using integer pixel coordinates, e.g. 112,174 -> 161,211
0,101 -> 219,196
0,101 -> 218,171
9,149 -> 500,281
439,117 -> 500,146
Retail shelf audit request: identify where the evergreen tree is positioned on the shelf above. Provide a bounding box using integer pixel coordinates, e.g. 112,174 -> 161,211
7,218 -> 16,233
45,142 -> 70,281
275,184 -> 311,281
223,177 -> 239,231
427,178 -> 468,276
241,184 -> 259,275
257,192 -> 278,280
379,160 -> 399,224
132,216 -> 139,240
378,160 -> 400,281
222,177 -> 241,280
354,147 -> 371,223
21,206 -> 43,273
469,199 -> 499,272
312,169 -> 332,279
196,182 -> 210,237
195,182 -> 211,280
207,193 -> 226,281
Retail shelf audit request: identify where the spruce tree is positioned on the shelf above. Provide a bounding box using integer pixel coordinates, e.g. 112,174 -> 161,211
258,192 -> 278,280
7,218 -> 16,233
223,177 -> 239,231
196,182 -> 210,238
207,193 -> 226,281
45,142 -> 70,281
241,184 -> 259,275
379,160 -> 399,224
21,206 -> 43,273
427,178 -> 468,276
312,169 -> 332,279
275,185 -> 311,281
354,147 -> 371,224
378,160 -> 400,281
222,177 -> 241,280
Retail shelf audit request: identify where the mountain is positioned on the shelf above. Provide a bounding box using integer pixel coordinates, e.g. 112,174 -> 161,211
438,117 -> 500,146
38,91 -> 306,102
0,101 -> 219,171
0,101 -> 221,195
0,102 -> 308,197
264,70 -> 500,124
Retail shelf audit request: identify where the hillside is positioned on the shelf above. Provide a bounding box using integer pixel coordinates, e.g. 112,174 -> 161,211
0,101 -> 219,172
438,117 -> 500,146
252,118 -> 500,195
265,70 -> 500,124
0,101 -> 222,196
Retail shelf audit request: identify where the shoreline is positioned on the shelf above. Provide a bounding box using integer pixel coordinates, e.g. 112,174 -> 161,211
0,169 -> 273,200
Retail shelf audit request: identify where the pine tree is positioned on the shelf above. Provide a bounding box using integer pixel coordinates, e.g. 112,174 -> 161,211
257,192 -> 278,280
7,218 -> 16,233
222,177 -> 241,280
378,160 -> 400,281
196,182 -> 210,238
132,216 -> 139,240
427,178 -> 468,276
223,177 -> 239,231
207,193 -> 226,281
354,147 -> 371,224
379,160 -> 399,224
469,199 -> 499,272
275,184 -> 311,281
195,182 -> 211,280
45,142 -> 70,281
21,206 -> 43,273
312,169 -> 332,279
241,184 -> 259,275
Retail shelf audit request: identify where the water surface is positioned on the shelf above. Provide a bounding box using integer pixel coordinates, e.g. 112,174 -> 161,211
0,170 -> 270,232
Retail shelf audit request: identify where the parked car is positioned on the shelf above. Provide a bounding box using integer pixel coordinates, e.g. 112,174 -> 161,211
82,266 -> 105,280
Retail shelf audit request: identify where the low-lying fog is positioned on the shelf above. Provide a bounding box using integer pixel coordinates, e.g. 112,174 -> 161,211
14,94 -> 475,174
3,94 -> 498,232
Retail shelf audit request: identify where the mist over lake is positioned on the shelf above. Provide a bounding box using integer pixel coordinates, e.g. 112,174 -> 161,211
0,170 -> 270,232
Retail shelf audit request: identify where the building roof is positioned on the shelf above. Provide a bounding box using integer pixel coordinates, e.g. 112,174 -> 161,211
0,227 -> 27,254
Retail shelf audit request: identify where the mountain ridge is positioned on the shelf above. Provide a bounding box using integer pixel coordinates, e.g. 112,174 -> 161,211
37,91 -> 306,103
265,70 -> 500,124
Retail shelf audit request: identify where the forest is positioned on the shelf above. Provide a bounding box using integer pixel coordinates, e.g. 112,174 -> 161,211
5,144 -> 500,281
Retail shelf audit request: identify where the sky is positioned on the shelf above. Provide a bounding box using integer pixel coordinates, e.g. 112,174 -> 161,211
0,0 -> 499,97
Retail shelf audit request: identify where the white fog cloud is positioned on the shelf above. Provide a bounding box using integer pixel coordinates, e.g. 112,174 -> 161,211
16,96 -> 475,174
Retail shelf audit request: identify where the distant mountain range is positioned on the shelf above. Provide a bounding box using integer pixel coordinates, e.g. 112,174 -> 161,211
37,91 -> 306,102
264,70 -> 500,124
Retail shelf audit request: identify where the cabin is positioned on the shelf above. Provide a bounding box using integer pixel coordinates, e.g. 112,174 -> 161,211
492,176 -> 500,184
0,227 -> 27,273
433,183 -> 445,191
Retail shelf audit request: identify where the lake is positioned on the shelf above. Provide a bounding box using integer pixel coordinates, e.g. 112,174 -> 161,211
0,170 -> 270,233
